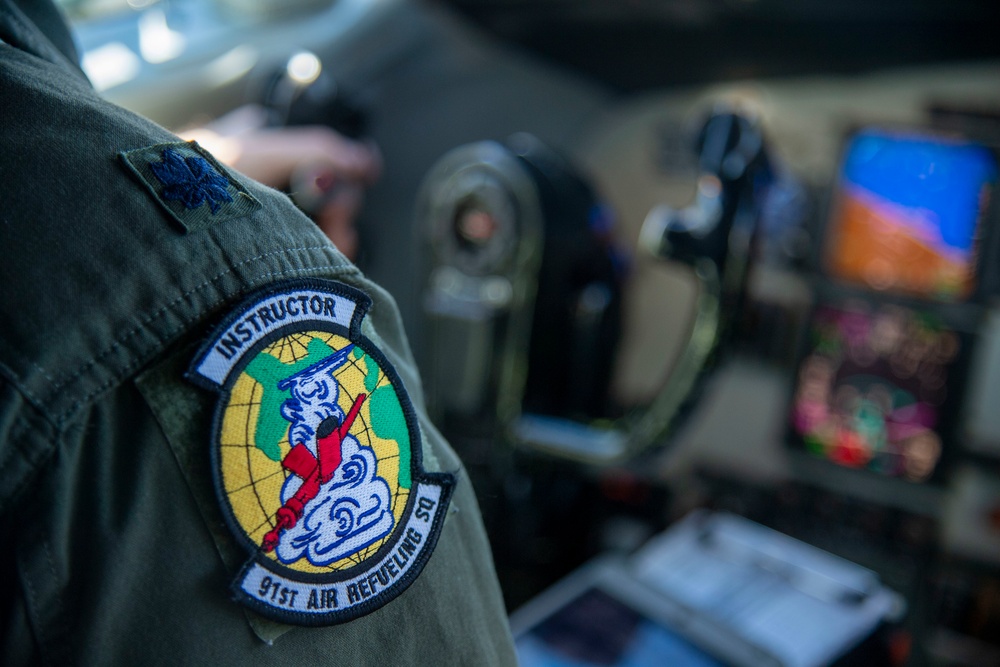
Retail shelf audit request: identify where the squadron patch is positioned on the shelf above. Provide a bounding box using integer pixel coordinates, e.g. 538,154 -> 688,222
188,279 -> 454,625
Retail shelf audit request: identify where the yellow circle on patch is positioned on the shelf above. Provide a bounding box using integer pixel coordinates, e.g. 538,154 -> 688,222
219,330 -> 411,574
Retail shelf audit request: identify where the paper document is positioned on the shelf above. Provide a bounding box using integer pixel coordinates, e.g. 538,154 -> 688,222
631,511 -> 902,667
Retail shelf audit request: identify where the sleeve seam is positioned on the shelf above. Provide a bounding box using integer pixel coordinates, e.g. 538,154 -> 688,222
0,383 -> 61,516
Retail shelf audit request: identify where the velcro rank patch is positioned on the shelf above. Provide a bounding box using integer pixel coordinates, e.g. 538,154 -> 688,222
188,279 -> 454,625
120,141 -> 261,233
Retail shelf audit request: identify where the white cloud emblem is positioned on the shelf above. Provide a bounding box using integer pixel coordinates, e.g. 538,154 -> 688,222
272,344 -> 395,566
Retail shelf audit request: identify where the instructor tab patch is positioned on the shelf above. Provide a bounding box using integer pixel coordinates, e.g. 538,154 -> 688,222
120,141 -> 261,233
188,279 -> 454,625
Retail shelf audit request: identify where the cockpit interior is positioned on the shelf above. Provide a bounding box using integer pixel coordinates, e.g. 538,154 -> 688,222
62,0 -> 1000,663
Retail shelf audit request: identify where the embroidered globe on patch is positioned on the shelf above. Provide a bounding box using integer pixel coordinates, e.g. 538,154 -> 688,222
220,332 -> 410,572
189,279 -> 453,625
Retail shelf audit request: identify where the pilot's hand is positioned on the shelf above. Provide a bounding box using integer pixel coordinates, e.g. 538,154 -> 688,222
180,104 -> 381,260
312,181 -> 364,261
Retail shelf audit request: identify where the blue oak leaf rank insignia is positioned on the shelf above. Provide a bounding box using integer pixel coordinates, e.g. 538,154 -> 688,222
120,141 -> 261,232
150,148 -> 234,213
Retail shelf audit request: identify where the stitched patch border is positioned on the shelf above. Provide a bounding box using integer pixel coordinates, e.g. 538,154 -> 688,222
120,141 -> 261,233
188,278 -> 454,625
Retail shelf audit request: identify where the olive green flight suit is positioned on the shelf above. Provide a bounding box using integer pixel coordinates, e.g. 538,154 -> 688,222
0,1 -> 516,663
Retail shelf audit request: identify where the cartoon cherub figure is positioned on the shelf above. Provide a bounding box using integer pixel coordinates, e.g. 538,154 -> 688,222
261,343 -> 394,566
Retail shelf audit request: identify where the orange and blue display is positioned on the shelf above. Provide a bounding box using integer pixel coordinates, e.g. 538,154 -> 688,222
825,129 -> 998,300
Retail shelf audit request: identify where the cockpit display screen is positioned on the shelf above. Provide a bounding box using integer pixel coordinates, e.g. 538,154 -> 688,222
824,129 -> 997,301
789,298 -> 965,483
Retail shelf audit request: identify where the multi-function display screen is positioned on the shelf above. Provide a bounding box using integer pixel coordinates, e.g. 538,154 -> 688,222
825,129 -> 997,301
790,299 -> 963,483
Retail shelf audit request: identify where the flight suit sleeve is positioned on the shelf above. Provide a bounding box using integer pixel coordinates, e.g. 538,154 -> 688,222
130,270 -> 519,663
1,18 -> 516,656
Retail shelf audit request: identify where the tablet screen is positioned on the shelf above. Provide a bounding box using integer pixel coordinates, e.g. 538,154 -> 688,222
516,587 -> 727,667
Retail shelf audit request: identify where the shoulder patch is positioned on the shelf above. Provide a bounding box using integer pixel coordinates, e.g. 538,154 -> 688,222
188,279 -> 454,625
120,141 -> 261,233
